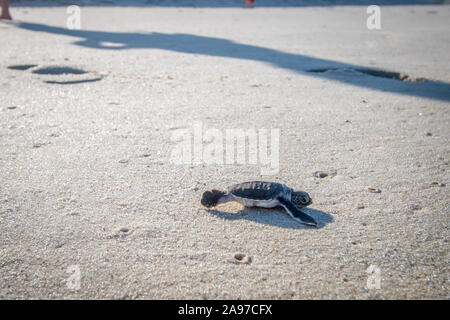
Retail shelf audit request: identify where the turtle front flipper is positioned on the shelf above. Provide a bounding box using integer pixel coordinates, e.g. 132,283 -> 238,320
201,190 -> 234,208
277,196 -> 318,227
201,189 -> 225,208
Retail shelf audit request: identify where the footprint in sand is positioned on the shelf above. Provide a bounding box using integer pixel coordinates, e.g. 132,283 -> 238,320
7,64 -> 105,84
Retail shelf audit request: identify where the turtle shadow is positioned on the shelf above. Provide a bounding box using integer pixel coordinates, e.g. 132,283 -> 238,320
206,207 -> 333,230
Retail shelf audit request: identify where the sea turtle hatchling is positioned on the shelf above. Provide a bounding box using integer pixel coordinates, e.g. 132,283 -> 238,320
201,181 -> 317,227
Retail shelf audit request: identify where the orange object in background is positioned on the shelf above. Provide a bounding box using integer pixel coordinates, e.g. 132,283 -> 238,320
244,0 -> 255,8
1,0 -> 12,20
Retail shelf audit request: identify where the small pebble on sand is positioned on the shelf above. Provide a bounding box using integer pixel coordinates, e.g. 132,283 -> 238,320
408,204 -> 421,211
234,253 -> 252,264
314,171 -> 329,178
431,182 -> 445,187
368,187 -> 381,193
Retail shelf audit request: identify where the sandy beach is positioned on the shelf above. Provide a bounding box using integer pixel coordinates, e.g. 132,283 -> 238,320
0,1 -> 449,299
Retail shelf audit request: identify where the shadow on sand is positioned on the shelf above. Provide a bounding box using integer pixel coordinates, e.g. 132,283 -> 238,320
206,207 -> 333,230
15,21 -> 450,102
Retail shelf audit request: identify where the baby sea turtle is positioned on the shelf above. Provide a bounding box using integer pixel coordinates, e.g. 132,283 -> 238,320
201,181 -> 317,227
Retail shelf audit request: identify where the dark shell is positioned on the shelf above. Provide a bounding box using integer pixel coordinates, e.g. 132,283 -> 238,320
228,181 -> 285,200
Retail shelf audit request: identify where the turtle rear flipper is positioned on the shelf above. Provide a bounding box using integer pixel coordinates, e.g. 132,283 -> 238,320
277,196 -> 317,227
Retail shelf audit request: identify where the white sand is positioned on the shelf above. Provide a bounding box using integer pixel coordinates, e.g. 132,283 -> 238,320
0,3 -> 448,299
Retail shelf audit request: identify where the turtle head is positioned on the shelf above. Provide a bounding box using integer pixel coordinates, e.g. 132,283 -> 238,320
201,189 -> 225,208
291,191 -> 312,207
